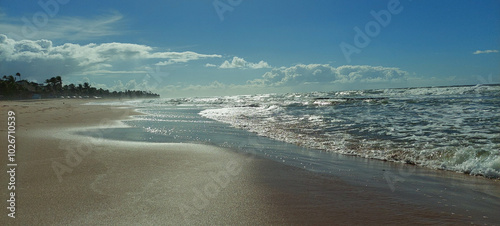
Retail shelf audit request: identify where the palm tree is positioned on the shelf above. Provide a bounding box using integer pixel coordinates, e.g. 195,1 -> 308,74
77,84 -> 83,95
45,78 -> 53,92
45,77 -> 59,94
15,72 -> 21,81
68,84 -> 76,95
6,75 -> 15,84
4,75 -> 17,95
83,82 -> 90,95
55,76 -> 62,92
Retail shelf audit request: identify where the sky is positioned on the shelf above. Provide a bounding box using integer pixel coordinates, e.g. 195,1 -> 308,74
0,0 -> 499,97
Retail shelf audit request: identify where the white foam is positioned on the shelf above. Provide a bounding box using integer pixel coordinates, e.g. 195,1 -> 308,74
196,85 -> 500,178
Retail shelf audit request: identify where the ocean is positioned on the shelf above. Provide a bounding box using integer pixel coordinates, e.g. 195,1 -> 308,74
81,84 -> 500,222
123,84 -> 500,179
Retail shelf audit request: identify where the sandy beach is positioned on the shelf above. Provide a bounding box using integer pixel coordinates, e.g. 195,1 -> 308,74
0,99 -> 494,225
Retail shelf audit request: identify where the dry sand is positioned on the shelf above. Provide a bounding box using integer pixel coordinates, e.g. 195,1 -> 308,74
0,99 -> 478,225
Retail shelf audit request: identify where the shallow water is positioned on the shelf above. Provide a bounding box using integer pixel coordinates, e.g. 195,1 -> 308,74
80,99 -> 500,224
97,85 -> 500,178
195,85 -> 500,179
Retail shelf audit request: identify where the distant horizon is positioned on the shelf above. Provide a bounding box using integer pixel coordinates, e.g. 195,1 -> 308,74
1,0 -> 499,97
4,72 -> 499,99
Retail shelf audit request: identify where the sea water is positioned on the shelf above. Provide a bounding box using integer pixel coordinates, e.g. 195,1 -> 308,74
129,84 -> 499,179
82,84 -> 500,223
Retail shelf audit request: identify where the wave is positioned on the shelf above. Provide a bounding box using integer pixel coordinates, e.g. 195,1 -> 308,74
138,85 -> 500,179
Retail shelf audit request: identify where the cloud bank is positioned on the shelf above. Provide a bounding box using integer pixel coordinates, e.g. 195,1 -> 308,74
473,50 -> 499,55
145,64 -> 410,97
1,12 -> 125,41
257,64 -> 409,86
0,34 -> 412,97
219,56 -> 271,69
0,34 -> 221,80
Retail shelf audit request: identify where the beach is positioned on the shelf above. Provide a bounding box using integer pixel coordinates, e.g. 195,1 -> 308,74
1,99 -> 497,225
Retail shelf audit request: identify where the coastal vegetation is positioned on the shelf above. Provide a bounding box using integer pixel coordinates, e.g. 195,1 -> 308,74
0,73 -> 160,99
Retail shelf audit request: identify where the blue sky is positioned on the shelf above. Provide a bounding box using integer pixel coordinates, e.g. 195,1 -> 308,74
1,0 -> 499,97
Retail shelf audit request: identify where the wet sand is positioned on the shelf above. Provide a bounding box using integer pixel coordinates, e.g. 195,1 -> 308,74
0,99 -> 487,225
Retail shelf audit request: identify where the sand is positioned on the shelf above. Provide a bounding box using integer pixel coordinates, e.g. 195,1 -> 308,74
0,99 -> 486,225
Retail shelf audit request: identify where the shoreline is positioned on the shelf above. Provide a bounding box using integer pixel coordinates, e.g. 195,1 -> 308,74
1,99 -> 497,224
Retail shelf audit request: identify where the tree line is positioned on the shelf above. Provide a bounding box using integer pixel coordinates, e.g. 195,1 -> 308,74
0,73 -> 160,99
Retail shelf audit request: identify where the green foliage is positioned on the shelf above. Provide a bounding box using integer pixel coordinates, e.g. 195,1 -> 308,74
0,73 -> 160,99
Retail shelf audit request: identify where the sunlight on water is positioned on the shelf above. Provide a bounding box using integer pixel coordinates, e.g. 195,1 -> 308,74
136,85 -> 500,179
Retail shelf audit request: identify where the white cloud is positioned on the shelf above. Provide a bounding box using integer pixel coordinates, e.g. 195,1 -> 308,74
473,50 -> 499,55
0,11 -> 125,41
219,56 -> 271,69
81,70 -> 147,75
76,63 -> 414,97
0,35 -> 415,97
0,34 -> 221,80
220,56 -> 246,68
248,60 -> 271,69
155,61 -> 174,66
259,64 -> 409,86
154,51 -> 221,66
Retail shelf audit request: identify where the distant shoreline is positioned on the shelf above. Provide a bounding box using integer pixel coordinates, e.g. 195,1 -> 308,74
1,75 -> 160,100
